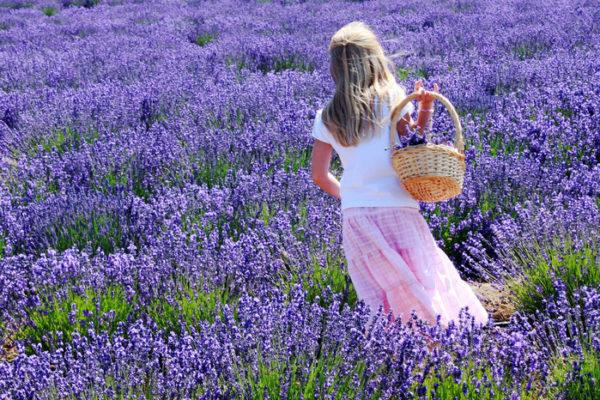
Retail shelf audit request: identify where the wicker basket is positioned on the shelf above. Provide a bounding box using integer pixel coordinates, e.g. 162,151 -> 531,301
389,91 -> 466,203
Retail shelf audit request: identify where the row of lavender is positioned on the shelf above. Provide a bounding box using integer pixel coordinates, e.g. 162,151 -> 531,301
0,0 -> 599,398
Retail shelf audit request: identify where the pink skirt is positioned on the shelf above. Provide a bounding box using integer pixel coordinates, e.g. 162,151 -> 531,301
342,206 -> 489,328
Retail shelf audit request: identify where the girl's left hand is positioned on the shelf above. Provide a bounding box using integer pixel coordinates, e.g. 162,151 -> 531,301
414,80 -> 439,107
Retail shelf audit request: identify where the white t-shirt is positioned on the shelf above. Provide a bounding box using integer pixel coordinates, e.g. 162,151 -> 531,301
311,93 -> 419,210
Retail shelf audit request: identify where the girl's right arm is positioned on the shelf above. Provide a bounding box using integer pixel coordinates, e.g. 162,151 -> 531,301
414,81 -> 439,133
396,81 -> 439,136
310,139 -> 341,199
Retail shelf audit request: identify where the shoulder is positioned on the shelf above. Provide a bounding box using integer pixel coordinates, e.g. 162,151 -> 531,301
388,84 -> 406,104
313,107 -> 325,128
389,85 -> 414,116
311,107 -> 333,144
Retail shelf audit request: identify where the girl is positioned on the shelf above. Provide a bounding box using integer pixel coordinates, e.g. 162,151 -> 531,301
310,21 -> 489,329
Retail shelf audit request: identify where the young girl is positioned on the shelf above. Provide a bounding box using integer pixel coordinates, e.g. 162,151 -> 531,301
310,21 -> 489,329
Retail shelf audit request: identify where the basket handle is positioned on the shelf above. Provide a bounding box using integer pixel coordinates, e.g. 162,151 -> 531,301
389,91 -> 464,154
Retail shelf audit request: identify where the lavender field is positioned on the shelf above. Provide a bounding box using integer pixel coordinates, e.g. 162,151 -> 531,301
0,0 -> 599,398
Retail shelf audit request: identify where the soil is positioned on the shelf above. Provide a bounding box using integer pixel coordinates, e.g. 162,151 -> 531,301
469,280 -> 516,322
1,334 -> 18,363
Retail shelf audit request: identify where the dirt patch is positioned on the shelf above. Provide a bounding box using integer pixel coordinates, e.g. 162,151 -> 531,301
1,335 -> 18,362
469,281 -> 516,322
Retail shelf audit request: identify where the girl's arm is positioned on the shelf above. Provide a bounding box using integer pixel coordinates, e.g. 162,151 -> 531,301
396,105 -> 434,136
396,81 -> 439,136
396,113 -> 413,136
310,139 -> 341,199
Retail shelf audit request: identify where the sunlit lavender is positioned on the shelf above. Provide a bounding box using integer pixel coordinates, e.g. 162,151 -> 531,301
0,0 -> 599,398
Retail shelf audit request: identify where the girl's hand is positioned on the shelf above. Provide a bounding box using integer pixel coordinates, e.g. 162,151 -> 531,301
414,80 -> 439,107
413,80 -> 439,134
397,81 -> 440,137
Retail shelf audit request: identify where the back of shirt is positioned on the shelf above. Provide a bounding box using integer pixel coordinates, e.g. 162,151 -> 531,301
311,91 -> 419,211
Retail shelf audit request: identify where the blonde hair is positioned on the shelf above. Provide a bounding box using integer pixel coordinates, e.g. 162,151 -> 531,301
322,21 -> 408,147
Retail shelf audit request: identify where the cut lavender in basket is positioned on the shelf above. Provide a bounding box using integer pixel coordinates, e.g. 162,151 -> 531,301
394,131 -> 454,150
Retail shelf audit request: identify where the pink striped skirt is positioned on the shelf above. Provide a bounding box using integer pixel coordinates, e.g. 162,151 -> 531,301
342,206 -> 489,328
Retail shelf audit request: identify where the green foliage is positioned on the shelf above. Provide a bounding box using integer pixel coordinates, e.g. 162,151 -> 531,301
512,41 -> 547,60
129,166 -> 151,200
63,0 -> 100,8
225,56 -> 246,71
451,1 -> 476,13
0,1 -> 33,9
204,107 -> 246,131
258,147 -> 311,178
306,253 -> 356,309
94,160 -> 151,200
42,6 -> 56,16
481,129 -> 526,158
397,67 -> 411,81
397,67 -> 429,81
19,284 -> 134,352
257,56 -> 314,74
193,32 -> 215,47
506,235 -> 599,315
0,233 -> 5,259
276,250 -> 357,311
282,147 -> 311,173
415,358 -> 541,399
258,202 -> 272,226
231,342 -> 373,399
146,276 -> 234,335
457,106 -> 488,120
46,210 -> 131,256
549,346 -> 600,400
415,67 -> 429,79
103,169 -> 129,189
427,187 -> 522,270
290,201 -> 308,238
27,126 -> 99,157
224,56 -> 248,82
189,151 -> 234,188
246,196 -> 306,234
426,205 -> 471,261
556,107 -> 573,119
550,139 -> 588,167
180,202 -> 247,248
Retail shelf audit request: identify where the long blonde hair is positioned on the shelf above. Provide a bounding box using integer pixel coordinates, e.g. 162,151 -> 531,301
323,21 -> 407,147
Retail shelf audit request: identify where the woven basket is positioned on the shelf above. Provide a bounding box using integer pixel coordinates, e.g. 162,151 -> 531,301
389,91 -> 466,203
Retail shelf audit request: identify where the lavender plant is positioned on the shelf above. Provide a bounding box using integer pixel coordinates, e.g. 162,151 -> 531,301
0,0 -> 598,398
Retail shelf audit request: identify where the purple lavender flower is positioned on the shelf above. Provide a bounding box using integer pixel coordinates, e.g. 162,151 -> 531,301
0,0 -> 598,398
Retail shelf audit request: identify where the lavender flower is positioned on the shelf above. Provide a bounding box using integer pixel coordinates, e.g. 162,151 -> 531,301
0,0 -> 598,398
